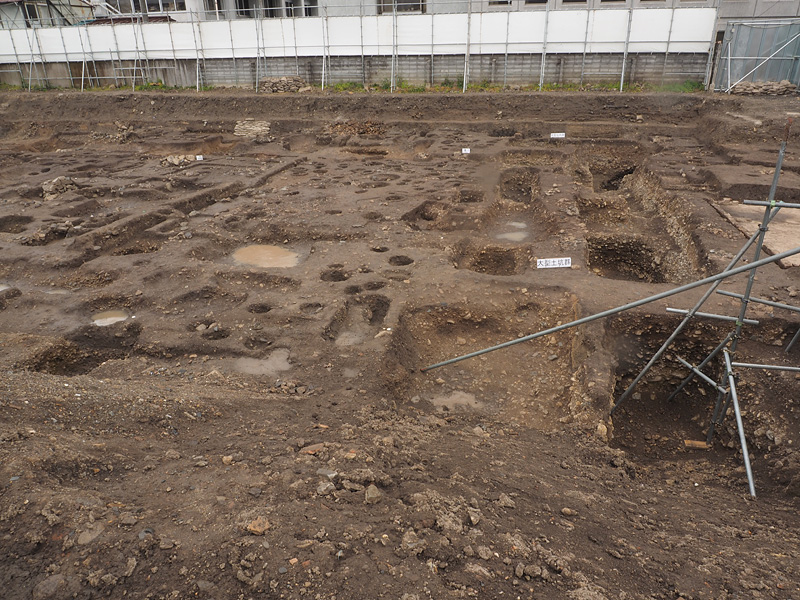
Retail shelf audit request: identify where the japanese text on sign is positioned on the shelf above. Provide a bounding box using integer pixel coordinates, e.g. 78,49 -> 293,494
537,257 -> 572,269
550,132 -> 566,139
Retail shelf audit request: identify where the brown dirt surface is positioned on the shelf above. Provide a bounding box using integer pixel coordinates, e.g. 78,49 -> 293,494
1,89 -> 800,600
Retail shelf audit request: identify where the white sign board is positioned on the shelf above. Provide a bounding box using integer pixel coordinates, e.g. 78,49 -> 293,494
550,132 -> 566,139
537,257 -> 572,269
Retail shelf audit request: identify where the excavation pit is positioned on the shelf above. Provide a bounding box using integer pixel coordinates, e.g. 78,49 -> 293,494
385,296 -> 582,427
586,234 -> 668,283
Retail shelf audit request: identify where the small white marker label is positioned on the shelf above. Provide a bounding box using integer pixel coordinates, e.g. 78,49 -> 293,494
461,148 -> 470,154
195,154 -> 204,161
537,257 -> 572,269
550,132 -> 566,139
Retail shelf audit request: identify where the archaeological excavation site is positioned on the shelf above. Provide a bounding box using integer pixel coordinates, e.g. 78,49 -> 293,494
1,90 -> 799,599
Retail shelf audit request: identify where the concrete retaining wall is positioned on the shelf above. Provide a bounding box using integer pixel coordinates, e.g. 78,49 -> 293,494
1,52 -> 709,88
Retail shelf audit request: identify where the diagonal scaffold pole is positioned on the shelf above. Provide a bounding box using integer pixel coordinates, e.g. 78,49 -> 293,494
705,120 -> 793,441
666,331 -> 736,402
421,245 -> 800,373
723,349 -> 757,498
611,119 -> 793,415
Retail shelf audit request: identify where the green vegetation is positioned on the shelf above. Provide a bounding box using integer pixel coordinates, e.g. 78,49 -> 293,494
0,77 -> 706,94
331,81 -> 366,92
373,78 -> 426,92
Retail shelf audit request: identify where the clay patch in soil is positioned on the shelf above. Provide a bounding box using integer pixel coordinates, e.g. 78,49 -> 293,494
232,244 -> 300,268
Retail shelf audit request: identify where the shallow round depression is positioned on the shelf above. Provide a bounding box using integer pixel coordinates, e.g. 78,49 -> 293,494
233,245 -> 300,268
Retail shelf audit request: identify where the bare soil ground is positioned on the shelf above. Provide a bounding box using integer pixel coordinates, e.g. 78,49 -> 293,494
1,90 -> 800,600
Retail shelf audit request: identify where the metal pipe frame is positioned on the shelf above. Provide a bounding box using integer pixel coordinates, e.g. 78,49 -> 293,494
725,29 -> 800,93
668,331 -> 735,402
723,349 -> 757,498
619,7 -> 632,92
743,200 -> 800,209
731,361 -> 800,373
665,307 -> 759,325
616,122 -> 791,416
1,4 -> 712,91
612,207 -> 777,414
717,289 -> 800,315
786,326 -> 800,353
538,0 -> 549,91
709,129 -> 791,433
422,244 -> 800,373
675,356 -> 728,394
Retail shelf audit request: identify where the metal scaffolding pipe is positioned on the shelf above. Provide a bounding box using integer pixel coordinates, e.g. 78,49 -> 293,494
667,331 -> 735,402
717,289 -> 800,314
726,30 -> 800,93
675,356 -> 728,394
743,200 -> 800,209
731,361 -> 800,372
421,244 -> 800,373
706,130 -> 791,436
723,350 -> 757,498
615,122 -> 791,414
665,307 -> 759,325
786,326 -> 800,353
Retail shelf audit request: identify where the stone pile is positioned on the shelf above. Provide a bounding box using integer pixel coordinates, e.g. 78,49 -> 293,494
731,80 -> 797,96
233,120 -> 271,137
258,76 -> 308,93
41,176 -> 77,200
161,155 -> 196,167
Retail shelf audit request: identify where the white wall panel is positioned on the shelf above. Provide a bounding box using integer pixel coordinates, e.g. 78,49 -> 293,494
0,8 -> 717,66
432,12 -> 468,54
397,14 -> 433,54
198,21 -> 237,58
260,20 -> 285,56
471,12 -> 509,54
327,16 -> 363,56
35,29 -> 65,61
112,24 -> 143,61
670,8 -> 716,51
293,18 -> 326,55
141,23 -> 174,57
546,11 -> 590,53
628,10 -> 669,52
59,28 -> 86,61
507,12 -> 545,54
85,27 -> 119,61
0,31 -> 27,63
361,16 -> 392,55
226,21 -> 257,57
169,23 -> 202,59
586,10 -> 628,52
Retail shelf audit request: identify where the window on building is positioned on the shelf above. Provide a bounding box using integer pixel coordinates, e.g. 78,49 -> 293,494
488,0 -> 511,5
23,2 -> 40,26
524,0 -> 547,5
562,0 -> 586,3
377,0 -> 425,13
235,0 -> 252,17
303,0 -> 318,16
265,0 -> 282,17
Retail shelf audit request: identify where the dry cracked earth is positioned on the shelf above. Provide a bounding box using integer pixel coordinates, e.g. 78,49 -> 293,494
1,90 -> 800,600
